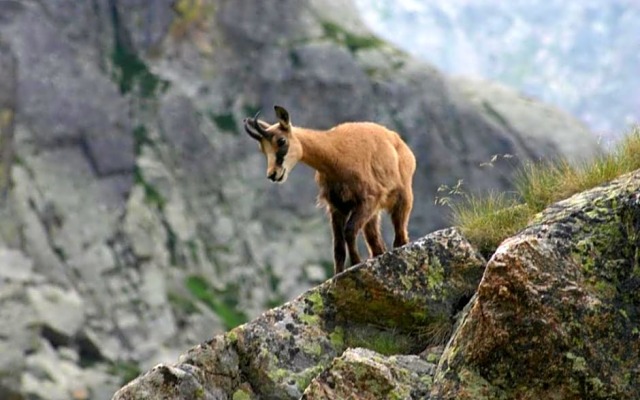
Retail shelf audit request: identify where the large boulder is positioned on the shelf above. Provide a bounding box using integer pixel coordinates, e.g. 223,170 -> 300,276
112,228 -> 485,399
302,348 -> 436,399
432,169 -> 640,399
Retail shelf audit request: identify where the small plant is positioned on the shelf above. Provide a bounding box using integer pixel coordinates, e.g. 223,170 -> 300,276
450,192 -> 530,258
343,325 -> 416,355
186,276 -> 248,330
434,179 -> 465,207
415,314 -> 455,346
109,361 -> 142,385
209,112 -> 237,133
321,21 -> 385,53
170,0 -> 214,38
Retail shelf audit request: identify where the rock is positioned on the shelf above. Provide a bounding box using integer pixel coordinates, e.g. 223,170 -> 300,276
302,348 -> 435,399
27,285 -> 85,341
112,228 -> 485,399
0,247 -> 34,282
1,4 -> 132,156
432,169 -> 640,399
114,0 -> 175,53
453,77 -> 602,164
0,282 -> 37,398
22,338 -> 119,400
114,336 -> 242,400
113,168 -> 640,399
0,39 -> 16,199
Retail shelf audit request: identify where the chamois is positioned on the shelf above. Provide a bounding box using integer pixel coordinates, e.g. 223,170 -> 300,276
244,105 -> 416,275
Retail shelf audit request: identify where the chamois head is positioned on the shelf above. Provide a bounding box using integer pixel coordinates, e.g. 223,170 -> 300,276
243,105 -> 302,184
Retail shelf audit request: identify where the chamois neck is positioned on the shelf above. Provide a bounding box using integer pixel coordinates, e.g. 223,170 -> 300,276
293,127 -> 333,174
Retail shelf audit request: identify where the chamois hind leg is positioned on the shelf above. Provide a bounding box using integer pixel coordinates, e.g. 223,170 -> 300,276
390,188 -> 413,248
364,212 -> 386,257
329,208 -> 348,275
345,203 -> 375,267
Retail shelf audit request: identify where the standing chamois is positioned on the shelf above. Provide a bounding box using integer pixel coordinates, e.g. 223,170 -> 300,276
244,106 -> 416,275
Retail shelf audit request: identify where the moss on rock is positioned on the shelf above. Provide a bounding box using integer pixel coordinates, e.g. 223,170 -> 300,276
433,170 -> 640,399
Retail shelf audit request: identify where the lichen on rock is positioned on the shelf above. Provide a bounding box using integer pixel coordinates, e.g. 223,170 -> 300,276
433,170 -> 640,399
113,228 -> 486,399
302,348 -> 436,399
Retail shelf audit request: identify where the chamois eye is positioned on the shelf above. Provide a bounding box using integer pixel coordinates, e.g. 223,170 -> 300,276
276,137 -> 287,147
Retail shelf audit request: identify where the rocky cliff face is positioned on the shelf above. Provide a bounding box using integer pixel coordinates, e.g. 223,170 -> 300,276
113,169 -> 640,399
0,0 -> 600,398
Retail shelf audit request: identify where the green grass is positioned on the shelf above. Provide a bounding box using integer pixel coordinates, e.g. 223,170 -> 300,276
321,21 -> 385,53
209,112 -> 237,134
450,127 -> 640,257
109,361 -> 142,385
343,325 -> 416,355
170,0 -> 214,38
450,192 -> 530,258
186,276 -> 248,330
111,29 -> 168,98
168,292 -> 199,315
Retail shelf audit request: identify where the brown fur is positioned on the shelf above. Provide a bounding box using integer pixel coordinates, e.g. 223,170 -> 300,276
244,106 -> 416,275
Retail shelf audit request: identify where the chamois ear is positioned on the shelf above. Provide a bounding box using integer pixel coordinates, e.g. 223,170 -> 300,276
274,105 -> 291,131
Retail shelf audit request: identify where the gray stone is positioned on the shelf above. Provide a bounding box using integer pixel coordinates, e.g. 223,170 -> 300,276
1,6 -> 131,150
114,0 -> 176,53
302,348 -> 435,399
454,77 -> 602,164
433,170 -> 640,399
217,0 -> 324,45
83,133 -> 136,176
27,285 -> 85,339
123,186 -> 169,261
0,247 -> 34,282
9,166 -> 70,285
0,283 -> 36,398
112,228 -> 485,399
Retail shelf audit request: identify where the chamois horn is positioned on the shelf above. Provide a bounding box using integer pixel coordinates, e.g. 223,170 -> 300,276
244,111 -> 271,140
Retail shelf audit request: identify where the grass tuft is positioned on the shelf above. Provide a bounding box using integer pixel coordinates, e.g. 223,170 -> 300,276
321,21 -> 385,53
343,325 -> 415,355
450,192 -> 531,258
451,127 -> 640,257
186,276 -> 248,330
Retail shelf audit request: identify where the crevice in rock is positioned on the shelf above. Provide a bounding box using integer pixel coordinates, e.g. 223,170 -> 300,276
77,333 -> 107,367
41,325 -> 72,349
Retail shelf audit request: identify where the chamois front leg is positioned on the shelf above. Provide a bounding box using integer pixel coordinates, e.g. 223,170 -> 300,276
330,209 -> 347,275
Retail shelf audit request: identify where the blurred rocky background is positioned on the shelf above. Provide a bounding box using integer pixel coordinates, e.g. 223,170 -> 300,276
356,0 -> 640,141
0,0 -> 620,398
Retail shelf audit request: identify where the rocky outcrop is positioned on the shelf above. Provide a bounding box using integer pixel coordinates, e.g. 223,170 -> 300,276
0,248 -> 120,400
112,228 -> 484,399
0,0 -> 601,398
302,348 -> 436,399
433,169 -> 640,399
113,169 -> 640,399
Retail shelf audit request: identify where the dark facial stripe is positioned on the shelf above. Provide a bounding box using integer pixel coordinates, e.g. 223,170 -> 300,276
275,143 -> 289,166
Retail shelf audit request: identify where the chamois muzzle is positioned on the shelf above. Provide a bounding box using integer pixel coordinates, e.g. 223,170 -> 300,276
243,111 -> 271,141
